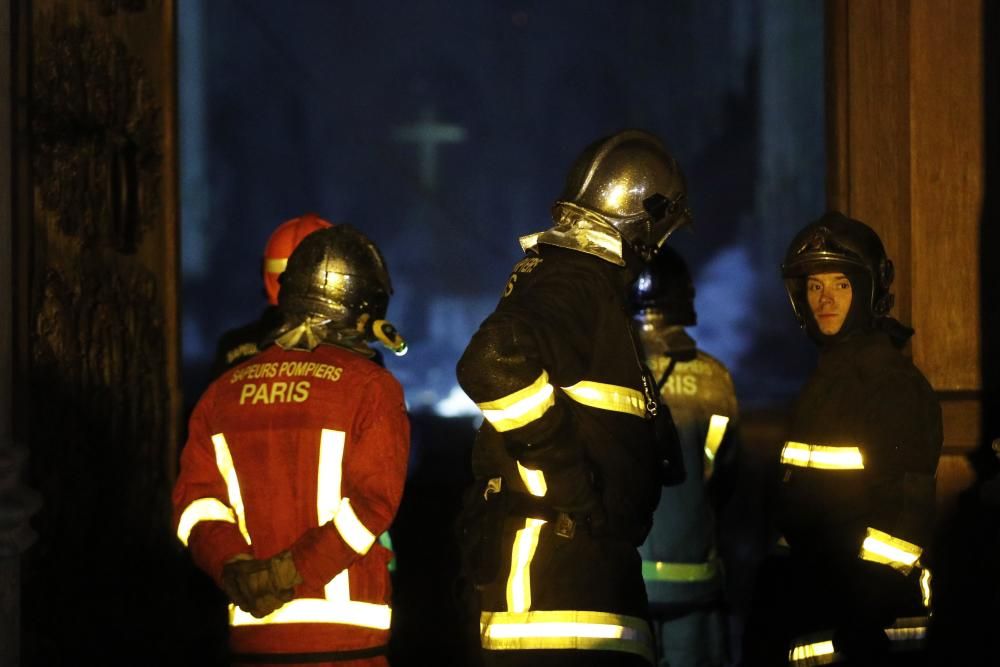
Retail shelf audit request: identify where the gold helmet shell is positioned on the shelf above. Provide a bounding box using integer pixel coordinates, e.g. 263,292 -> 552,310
552,129 -> 691,262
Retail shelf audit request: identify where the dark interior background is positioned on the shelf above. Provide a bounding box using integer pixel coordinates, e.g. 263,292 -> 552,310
176,1 -> 826,664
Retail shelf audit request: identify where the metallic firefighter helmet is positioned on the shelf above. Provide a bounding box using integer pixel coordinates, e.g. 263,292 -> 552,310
276,224 -> 406,355
781,211 -> 895,327
630,245 -> 697,327
262,212 -> 334,306
552,129 -> 691,262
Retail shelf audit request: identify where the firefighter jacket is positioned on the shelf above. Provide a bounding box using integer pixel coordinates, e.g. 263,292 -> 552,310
211,306 -> 284,378
775,328 -> 942,629
456,244 -> 665,664
173,342 -> 409,661
637,343 -> 739,608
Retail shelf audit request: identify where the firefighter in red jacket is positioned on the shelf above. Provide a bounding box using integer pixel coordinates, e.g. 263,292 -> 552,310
173,224 -> 409,666
212,212 -> 333,377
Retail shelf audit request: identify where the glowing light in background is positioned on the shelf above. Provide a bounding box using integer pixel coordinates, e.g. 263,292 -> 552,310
689,244 -> 758,372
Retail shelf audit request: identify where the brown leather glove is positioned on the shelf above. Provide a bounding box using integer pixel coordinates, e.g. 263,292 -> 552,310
222,551 -> 303,618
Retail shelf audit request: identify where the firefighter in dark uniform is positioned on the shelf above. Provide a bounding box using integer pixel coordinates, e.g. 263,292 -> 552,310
456,129 -> 692,666
630,247 -> 740,667
174,225 -> 408,666
742,211 -> 942,666
211,212 -> 333,377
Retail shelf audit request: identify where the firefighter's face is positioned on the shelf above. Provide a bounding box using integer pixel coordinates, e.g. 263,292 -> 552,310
806,272 -> 853,335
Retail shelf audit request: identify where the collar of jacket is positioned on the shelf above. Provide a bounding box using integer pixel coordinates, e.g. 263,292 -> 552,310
519,217 -> 626,266
816,327 -> 895,373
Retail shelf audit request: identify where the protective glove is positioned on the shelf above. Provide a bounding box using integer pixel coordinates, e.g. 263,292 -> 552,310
222,550 -> 303,618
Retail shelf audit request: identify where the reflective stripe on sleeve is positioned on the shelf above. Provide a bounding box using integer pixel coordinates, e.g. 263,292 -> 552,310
481,610 -> 654,663
517,462 -> 548,497
211,433 -> 251,544
230,598 -> 391,629
176,497 -> 237,546
859,527 -> 922,575
333,498 -> 377,555
780,441 -> 864,470
562,381 -> 646,418
478,372 -> 556,432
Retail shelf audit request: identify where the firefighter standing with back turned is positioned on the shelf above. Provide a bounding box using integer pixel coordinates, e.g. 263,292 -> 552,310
212,212 -> 333,377
742,211 -> 942,666
173,225 -> 409,666
456,129 -> 692,666
630,246 -> 740,667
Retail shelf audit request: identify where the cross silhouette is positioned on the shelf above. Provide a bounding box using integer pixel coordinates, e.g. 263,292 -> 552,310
392,106 -> 466,190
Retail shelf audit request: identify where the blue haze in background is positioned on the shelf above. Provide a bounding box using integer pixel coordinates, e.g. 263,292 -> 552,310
178,0 -> 824,416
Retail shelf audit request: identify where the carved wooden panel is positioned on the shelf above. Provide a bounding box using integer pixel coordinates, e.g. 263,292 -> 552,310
16,1 -> 187,661
909,0 -> 983,392
826,0 -> 983,463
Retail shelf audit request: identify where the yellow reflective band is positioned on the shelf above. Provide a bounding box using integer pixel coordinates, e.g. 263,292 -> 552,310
317,428 -> 345,525
642,559 -> 719,583
481,610 -> 654,663
885,616 -> 929,646
264,257 -> 287,274
562,381 -> 646,418
230,598 -> 391,629
176,497 -> 237,546
859,527 -> 922,575
780,441 -> 864,470
703,414 -> 729,462
789,617 -> 928,665
333,498 -> 376,555
478,372 -> 556,432
517,462 -> 548,497
789,639 -> 836,665
920,568 -> 932,608
886,624 -> 927,642
211,433 -> 251,544
506,518 -> 546,613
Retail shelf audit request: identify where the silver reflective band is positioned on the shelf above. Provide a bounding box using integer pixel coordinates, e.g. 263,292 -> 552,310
211,433 -> 251,544
481,610 -> 654,663
230,598 -> 391,629
478,372 -> 556,432
333,497 -> 377,555
176,497 -> 237,546
780,441 -> 864,470
317,428 -> 346,525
